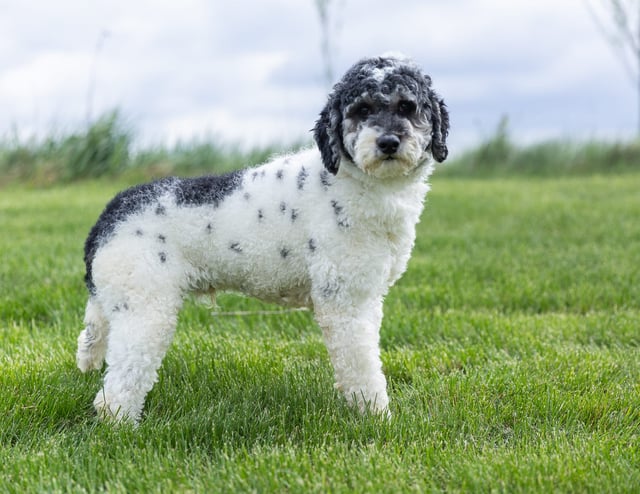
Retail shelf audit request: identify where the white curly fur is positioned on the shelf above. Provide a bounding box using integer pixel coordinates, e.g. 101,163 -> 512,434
77,54 -> 448,423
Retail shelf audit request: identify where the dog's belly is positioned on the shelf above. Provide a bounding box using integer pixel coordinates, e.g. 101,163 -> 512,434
227,283 -> 312,308
207,261 -> 313,308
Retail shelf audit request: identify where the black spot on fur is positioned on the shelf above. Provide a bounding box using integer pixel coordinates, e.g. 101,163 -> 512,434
258,209 -> 264,221
174,170 -> 243,207
290,208 -> 299,222
297,167 -> 309,190
276,169 -> 284,180
308,238 -> 317,252
280,202 -> 287,214
331,200 -> 350,228
280,247 -> 290,259
321,281 -> 340,299
230,242 -> 242,254
320,170 -> 332,189
159,252 -> 167,263
112,303 -> 129,313
135,229 -> 144,236
252,171 -> 259,181
155,204 -> 166,215
158,234 -> 166,243
244,192 -> 251,201
206,223 -> 213,233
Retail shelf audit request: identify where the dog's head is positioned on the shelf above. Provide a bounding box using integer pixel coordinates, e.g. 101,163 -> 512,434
314,54 -> 449,178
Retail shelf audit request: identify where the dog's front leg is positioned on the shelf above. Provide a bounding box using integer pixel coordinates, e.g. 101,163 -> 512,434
313,298 -> 389,415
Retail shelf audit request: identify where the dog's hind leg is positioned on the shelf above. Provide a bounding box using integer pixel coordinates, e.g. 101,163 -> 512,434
77,297 -> 109,372
93,291 -> 183,423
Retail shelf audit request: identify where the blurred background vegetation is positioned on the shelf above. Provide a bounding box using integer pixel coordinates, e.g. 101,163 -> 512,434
1,110 -> 638,187
0,110 -> 282,187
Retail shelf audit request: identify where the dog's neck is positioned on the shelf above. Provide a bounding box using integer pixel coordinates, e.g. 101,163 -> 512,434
335,156 -> 434,192
332,156 -> 431,233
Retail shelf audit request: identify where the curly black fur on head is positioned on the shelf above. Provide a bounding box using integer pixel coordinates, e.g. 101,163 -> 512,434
313,55 -> 449,174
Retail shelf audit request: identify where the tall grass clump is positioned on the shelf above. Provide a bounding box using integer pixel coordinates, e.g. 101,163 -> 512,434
131,140 -> 279,181
444,116 -> 640,177
0,110 -> 289,187
0,111 -> 132,185
63,111 -> 131,180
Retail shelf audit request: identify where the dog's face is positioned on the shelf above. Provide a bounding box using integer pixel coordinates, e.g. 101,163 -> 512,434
314,55 -> 449,177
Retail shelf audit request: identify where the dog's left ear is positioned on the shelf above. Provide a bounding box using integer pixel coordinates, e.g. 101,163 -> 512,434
425,84 -> 450,163
313,93 -> 343,174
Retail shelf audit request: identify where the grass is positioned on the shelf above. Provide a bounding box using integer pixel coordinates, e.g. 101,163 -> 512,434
1,173 -> 639,492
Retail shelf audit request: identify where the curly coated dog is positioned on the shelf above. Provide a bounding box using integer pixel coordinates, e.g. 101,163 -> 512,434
77,53 -> 449,423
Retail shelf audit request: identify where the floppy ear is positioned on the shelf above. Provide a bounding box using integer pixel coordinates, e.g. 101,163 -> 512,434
428,89 -> 450,163
313,94 -> 343,174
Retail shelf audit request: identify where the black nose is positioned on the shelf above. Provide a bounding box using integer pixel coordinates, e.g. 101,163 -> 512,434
376,134 -> 400,155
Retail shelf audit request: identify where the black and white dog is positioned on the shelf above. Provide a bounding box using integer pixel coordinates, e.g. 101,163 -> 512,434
77,54 -> 449,423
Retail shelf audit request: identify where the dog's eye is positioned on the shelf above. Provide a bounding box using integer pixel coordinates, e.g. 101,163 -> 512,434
397,101 -> 416,117
356,104 -> 373,119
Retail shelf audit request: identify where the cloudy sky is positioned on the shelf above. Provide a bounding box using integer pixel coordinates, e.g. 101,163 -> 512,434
0,0 -> 636,155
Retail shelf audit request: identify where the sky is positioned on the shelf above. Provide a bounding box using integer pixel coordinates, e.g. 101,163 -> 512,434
0,0 -> 636,156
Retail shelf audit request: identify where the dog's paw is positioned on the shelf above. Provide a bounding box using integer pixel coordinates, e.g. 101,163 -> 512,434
338,384 -> 390,417
93,390 -> 140,425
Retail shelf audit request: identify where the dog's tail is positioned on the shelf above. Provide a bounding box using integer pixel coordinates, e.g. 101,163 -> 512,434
76,297 -> 109,372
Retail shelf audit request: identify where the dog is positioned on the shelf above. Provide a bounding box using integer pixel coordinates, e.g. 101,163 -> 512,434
76,54 -> 449,423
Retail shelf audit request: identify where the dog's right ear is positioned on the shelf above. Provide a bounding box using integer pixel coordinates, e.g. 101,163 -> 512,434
313,94 -> 343,175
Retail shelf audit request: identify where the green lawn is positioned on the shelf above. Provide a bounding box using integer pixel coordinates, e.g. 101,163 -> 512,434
1,174 -> 639,493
